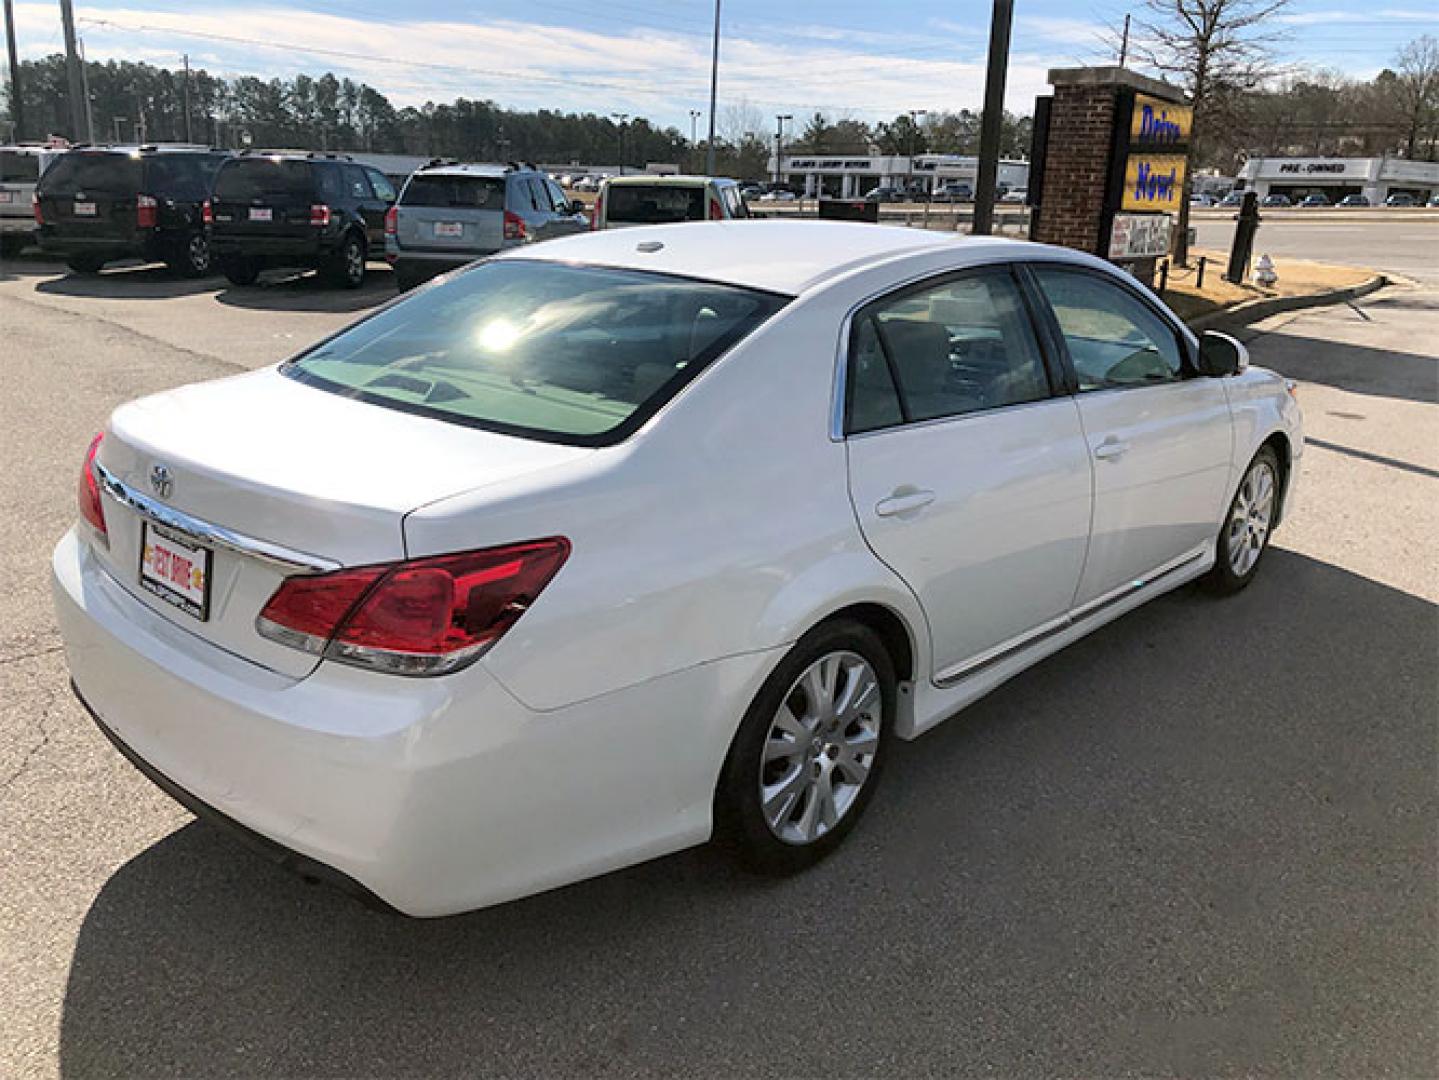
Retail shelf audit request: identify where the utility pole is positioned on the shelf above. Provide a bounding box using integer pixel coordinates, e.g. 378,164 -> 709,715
77,36 -> 94,142
611,112 -> 628,175
182,53 -> 193,143
1119,14 -> 1131,67
58,0 -> 87,141
774,113 -> 791,187
907,108 -> 928,196
3,0 -> 24,142
690,109 -> 701,172
705,0 -> 721,175
971,0 -> 1014,236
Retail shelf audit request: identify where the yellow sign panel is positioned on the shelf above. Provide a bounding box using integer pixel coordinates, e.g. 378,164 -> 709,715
1122,153 -> 1187,213
1130,94 -> 1193,147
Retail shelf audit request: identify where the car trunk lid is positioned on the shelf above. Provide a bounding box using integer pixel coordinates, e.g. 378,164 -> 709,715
37,150 -> 142,241
210,158 -> 318,240
395,174 -> 506,254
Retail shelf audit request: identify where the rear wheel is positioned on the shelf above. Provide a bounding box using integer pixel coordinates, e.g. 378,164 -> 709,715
66,255 -> 105,275
714,619 -> 895,874
166,231 -> 212,278
1203,446 -> 1281,595
324,233 -> 366,289
219,256 -> 261,287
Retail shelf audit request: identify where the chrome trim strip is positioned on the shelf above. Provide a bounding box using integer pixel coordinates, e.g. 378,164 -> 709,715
934,547 -> 1207,687
94,462 -> 340,574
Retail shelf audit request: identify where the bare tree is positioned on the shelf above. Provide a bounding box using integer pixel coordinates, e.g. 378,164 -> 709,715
1386,35 -> 1439,159
1128,0 -> 1291,263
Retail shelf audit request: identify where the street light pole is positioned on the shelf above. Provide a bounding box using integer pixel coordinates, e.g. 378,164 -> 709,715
690,109 -> 702,172
908,108 -> 928,197
774,113 -> 791,188
611,112 -> 628,176
972,0 -> 1014,236
705,0 -> 721,175
3,0 -> 24,142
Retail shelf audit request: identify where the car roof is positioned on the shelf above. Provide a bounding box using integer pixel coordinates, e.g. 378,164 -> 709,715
415,162 -> 517,179
602,174 -> 735,187
496,219 -> 1033,296
65,145 -> 224,156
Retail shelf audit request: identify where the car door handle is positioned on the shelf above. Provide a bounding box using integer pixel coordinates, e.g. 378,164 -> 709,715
1093,437 -> 1131,461
875,489 -> 936,517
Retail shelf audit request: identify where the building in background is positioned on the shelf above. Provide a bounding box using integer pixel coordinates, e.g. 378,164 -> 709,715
768,153 -> 1030,198
1236,156 -> 1438,204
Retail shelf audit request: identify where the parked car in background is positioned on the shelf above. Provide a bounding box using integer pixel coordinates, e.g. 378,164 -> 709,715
1000,188 -> 1028,204
0,144 -> 59,258
1337,194 -> 1370,208
386,161 -> 587,290
1218,192 -> 1245,208
1261,194 -> 1292,208
863,186 -> 904,203
1299,193 -> 1330,208
758,188 -> 798,202
53,221 -> 1302,916
739,183 -> 765,200
34,145 -> 229,276
1428,193 -> 1439,207
1384,193 -> 1417,207
932,182 -> 973,203
571,175 -> 603,192
592,175 -> 749,229
1189,193 -> 1217,207
208,151 -> 396,289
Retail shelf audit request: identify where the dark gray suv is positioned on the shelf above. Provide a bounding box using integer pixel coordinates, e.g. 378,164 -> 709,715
384,162 -> 588,291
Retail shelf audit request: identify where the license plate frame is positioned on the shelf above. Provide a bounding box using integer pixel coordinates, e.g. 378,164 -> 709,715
73,200 -> 96,217
433,221 -> 464,238
248,207 -> 273,223
139,521 -> 213,622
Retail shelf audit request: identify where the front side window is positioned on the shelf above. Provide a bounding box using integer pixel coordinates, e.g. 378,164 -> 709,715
284,261 -> 788,444
1032,267 -> 1184,390
847,269 -> 1052,431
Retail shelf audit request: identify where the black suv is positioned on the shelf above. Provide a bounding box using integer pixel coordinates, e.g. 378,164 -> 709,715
34,145 -> 230,275
209,152 -> 397,288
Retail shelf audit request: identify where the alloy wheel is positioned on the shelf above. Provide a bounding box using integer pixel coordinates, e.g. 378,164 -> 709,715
759,650 -> 882,845
1227,458 -> 1276,576
188,234 -> 210,275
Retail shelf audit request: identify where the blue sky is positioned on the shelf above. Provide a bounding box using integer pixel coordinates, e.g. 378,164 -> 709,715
11,1 -> 1439,132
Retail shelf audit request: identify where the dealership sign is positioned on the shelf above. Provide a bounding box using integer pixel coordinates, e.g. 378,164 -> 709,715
1129,94 -> 1193,148
1109,213 -> 1172,260
1121,153 -> 1187,213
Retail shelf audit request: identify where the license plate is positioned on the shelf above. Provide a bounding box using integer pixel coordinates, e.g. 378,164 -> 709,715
433,221 -> 463,238
140,522 -> 212,621
73,201 -> 96,217
248,207 -> 273,222
0,191 -> 12,204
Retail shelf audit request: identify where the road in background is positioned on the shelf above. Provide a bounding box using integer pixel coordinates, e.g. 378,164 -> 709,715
1,250 -> 1435,1079
1191,212 -> 1439,285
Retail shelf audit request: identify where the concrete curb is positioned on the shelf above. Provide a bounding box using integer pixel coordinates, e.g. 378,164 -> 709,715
1186,273 -> 1389,332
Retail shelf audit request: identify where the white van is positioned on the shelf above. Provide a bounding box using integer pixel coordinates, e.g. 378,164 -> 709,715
592,175 -> 749,230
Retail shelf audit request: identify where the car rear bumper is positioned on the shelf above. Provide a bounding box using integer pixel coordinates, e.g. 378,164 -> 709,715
53,527 -> 774,915
210,233 -> 326,263
0,215 -> 34,235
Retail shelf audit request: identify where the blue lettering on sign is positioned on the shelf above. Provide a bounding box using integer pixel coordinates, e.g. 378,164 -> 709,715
1134,161 -> 1178,203
1139,104 -> 1182,143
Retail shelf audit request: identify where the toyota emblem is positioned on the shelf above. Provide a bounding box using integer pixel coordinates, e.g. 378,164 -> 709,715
149,464 -> 174,499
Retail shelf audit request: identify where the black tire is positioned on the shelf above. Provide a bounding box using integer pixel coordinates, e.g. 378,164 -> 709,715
66,255 -> 105,275
714,619 -> 896,874
0,234 -> 27,259
324,232 -> 366,289
1202,445 -> 1281,595
166,231 -> 212,278
220,256 -> 261,287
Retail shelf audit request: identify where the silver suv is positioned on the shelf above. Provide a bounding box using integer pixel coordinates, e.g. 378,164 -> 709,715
385,162 -> 588,291
0,145 -> 59,258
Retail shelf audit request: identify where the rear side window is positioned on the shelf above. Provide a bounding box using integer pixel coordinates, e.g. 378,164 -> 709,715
214,159 -> 313,201
606,184 -> 704,224
402,175 -> 505,210
316,165 -> 344,201
283,260 -> 788,445
342,165 -> 372,200
39,153 -> 140,195
366,169 -> 396,202
0,153 -> 40,182
144,155 -> 209,198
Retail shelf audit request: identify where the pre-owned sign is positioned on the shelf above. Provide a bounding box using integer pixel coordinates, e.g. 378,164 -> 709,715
1121,153 -> 1187,213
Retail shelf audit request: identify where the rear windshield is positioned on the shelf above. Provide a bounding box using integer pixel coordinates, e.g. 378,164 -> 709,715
214,159 -> 313,201
39,153 -> 141,195
0,152 -> 40,183
606,184 -> 705,225
283,260 -> 788,445
402,174 -> 506,210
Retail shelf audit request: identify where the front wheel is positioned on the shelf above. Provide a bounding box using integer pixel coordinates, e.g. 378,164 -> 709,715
1203,445 -> 1281,595
714,620 -> 895,874
324,233 -> 366,289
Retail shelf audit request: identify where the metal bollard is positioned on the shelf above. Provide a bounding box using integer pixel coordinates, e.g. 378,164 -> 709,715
1197,255 -> 1206,289
1158,258 -> 1170,295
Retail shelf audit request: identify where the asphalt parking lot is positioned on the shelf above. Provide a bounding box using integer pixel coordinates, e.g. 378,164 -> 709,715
1,230 -> 1436,1077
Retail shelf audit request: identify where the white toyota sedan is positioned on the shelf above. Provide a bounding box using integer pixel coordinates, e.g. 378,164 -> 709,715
53,221 -> 1302,916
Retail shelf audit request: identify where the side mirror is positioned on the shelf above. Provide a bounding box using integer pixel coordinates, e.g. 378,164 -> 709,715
1197,330 -> 1248,377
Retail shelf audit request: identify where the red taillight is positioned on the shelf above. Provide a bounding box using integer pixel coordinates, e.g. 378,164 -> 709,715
709,198 -> 723,220
77,432 -> 107,541
257,538 -> 570,676
201,199 -> 213,226
503,210 -> 527,241
136,193 -> 157,229
309,203 -> 331,227
32,193 -> 43,225
384,204 -> 398,235
590,192 -> 603,230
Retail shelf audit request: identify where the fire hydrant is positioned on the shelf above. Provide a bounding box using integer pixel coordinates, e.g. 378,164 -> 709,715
1254,253 -> 1278,288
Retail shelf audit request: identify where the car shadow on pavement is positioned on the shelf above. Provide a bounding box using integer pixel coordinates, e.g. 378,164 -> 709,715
213,266 -> 396,315
32,262 -> 222,300
57,550 -> 1438,1079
